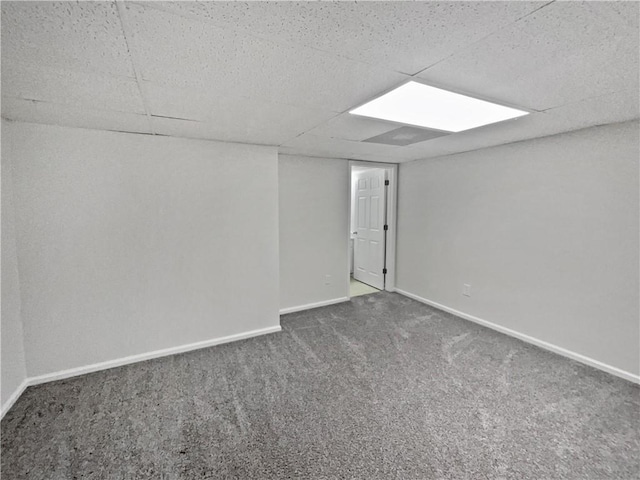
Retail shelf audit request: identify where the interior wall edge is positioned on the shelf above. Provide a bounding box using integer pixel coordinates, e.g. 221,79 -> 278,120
395,288 -> 640,385
1,118 -> 29,416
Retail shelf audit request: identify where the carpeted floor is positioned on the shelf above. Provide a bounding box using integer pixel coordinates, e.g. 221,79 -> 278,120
2,292 -> 639,479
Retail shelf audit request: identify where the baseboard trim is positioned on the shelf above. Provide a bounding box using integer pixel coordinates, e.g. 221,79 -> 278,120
280,297 -> 350,315
27,325 -> 282,387
395,289 -> 640,384
2,325 -> 282,418
1,325 -> 280,418
1,379 -> 29,420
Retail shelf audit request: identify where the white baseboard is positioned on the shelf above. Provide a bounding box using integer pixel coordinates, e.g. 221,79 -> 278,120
1,379 -> 29,420
396,289 -> 640,384
280,297 -> 350,315
0,325 -> 281,419
28,325 -> 282,386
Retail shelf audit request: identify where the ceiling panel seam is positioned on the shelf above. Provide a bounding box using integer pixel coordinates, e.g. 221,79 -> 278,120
124,0 -> 415,77
276,110 -> 347,147
411,0 -> 557,78
1,95 -> 153,118
115,0 -> 155,134
539,89 -> 636,113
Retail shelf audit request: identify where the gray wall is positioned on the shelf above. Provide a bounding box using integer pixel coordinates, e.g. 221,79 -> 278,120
397,121 -> 640,375
5,121 -> 280,377
279,155 -> 349,311
1,131 -> 27,410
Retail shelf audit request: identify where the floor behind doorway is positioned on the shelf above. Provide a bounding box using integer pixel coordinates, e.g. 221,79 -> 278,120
350,276 -> 380,297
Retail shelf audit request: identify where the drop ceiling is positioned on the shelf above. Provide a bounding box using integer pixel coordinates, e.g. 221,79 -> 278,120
2,1 -> 638,163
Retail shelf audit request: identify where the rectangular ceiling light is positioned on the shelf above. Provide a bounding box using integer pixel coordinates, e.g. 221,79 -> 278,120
349,81 -> 529,132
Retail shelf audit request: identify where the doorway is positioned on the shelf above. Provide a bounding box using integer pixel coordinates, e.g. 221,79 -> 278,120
348,161 -> 397,298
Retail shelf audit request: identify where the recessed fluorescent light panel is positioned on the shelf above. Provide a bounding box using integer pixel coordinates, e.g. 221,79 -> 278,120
349,81 -> 529,132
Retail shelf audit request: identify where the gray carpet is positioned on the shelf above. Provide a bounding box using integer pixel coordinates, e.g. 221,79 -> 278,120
2,292 -> 639,479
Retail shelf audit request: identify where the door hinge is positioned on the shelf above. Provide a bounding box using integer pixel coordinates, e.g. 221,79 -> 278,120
383,224 -> 388,231
384,180 -> 390,186
383,268 -> 387,275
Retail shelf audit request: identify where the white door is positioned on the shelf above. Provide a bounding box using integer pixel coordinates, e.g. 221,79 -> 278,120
353,169 -> 386,290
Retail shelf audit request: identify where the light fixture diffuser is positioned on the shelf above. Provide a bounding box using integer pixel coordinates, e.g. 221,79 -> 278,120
349,81 -> 529,132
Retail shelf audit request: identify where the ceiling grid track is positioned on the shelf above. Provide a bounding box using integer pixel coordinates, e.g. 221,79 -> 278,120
115,0 -> 156,135
279,1 -> 554,151
2,0 -> 636,161
412,0 -> 557,78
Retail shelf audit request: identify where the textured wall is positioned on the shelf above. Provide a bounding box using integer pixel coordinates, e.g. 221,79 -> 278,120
279,155 -> 349,310
1,123 -> 28,410
397,121 -> 640,375
6,122 -> 280,377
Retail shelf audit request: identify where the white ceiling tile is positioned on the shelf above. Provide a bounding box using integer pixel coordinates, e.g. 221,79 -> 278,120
151,116 -> 285,147
150,117 -> 242,144
400,113 -> 552,160
1,1 -> 135,78
138,1 -> 544,75
1,1 -> 637,159
417,1 -> 639,111
2,97 -> 151,134
124,3 -> 409,113
144,82 -> 336,144
602,1 -> 640,30
280,132 -> 417,163
401,89 -> 640,160
323,1 -> 545,75
304,114 -> 401,142
539,89 -> 639,130
2,63 -> 146,115
279,133 -> 360,159
285,88 -> 639,163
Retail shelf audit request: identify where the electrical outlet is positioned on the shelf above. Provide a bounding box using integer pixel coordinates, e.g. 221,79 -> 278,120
463,284 -> 471,297
324,274 -> 332,286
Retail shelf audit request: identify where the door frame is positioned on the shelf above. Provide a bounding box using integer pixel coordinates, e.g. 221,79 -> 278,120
347,160 -> 398,297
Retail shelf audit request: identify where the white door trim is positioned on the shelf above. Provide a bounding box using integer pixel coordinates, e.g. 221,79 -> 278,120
348,160 -> 398,296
